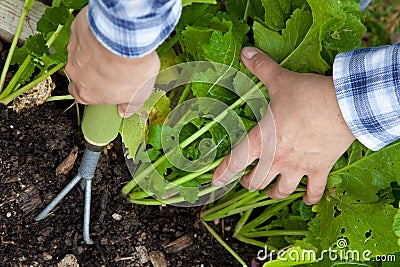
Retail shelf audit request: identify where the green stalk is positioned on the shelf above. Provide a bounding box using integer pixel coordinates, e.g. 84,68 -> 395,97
45,95 -> 74,102
0,56 -> 31,99
129,198 -> 163,205
234,234 -> 276,250
241,230 -> 308,238
130,181 -> 233,205
201,219 -> 248,267
239,199 -> 298,234
177,82 -> 191,105
122,80 -> 265,194
0,11 -> 71,101
225,192 -> 305,218
157,33 -> 180,58
234,208 -> 253,234
243,0 -> 250,21
129,157 -> 224,200
202,191 -> 260,221
0,63 -> 65,105
0,0 -> 34,92
201,189 -> 254,217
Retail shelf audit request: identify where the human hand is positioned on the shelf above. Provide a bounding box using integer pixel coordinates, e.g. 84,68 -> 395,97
212,47 -> 355,205
65,6 -> 161,117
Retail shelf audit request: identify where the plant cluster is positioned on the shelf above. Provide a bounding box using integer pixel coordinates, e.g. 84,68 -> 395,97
0,0 -> 86,107
4,0 -> 400,266
121,0 -> 400,265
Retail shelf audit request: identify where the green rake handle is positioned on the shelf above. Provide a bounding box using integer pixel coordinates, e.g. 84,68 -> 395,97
81,104 -> 123,146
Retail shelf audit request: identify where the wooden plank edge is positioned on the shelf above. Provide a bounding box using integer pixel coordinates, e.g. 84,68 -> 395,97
0,0 -> 48,44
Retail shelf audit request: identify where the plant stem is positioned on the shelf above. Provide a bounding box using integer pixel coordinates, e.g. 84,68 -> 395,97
0,63 -> 65,105
122,80 -> 265,194
234,234 -> 277,250
201,189 -> 254,217
157,33 -> 180,58
0,56 -> 31,99
234,208 -> 253,234
0,10 -> 71,101
239,199 -> 297,234
45,95 -> 74,102
225,192 -> 305,218
177,82 -> 191,105
201,219 -> 248,267
241,230 -> 308,238
202,191 -> 260,221
128,157 -> 224,200
0,0 -> 34,92
243,0 -> 250,21
130,181 -> 232,205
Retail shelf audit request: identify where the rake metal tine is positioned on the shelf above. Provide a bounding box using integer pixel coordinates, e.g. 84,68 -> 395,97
34,174 -> 83,221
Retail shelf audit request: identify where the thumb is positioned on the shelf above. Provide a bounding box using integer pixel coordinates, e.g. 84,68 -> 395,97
241,47 -> 287,94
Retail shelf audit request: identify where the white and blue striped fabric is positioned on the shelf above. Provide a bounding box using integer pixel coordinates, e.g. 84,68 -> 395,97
87,0 -> 182,58
334,44 -> 400,151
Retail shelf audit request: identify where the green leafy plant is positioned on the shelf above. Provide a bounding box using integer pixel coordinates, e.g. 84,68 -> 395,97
6,0 -> 400,266
121,0 -> 400,265
0,0 -> 88,106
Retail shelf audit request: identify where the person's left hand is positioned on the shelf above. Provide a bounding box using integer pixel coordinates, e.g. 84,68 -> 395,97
212,47 -> 355,205
65,6 -> 161,117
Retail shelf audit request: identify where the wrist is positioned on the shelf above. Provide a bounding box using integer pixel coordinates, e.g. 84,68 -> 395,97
324,76 -> 356,142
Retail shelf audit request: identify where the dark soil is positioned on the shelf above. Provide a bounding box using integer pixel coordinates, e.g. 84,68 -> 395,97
0,43 -> 259,266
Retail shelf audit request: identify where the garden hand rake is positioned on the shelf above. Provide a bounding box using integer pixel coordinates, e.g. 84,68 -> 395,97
34,105 -> 122,245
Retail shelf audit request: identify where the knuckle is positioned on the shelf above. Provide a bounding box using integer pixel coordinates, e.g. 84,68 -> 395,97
277,186 -> 294,196
308,184 -> 326,196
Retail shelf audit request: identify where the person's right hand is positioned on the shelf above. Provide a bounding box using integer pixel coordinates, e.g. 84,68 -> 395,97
65,6 -> 161,117
212,47 -> 355,205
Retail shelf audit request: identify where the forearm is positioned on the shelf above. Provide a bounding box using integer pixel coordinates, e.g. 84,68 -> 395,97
87,0 -> 182,58
333,44 -> 400,151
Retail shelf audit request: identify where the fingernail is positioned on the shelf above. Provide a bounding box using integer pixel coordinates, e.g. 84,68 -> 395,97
213,180 -> 225,187
242,47 -> 259,60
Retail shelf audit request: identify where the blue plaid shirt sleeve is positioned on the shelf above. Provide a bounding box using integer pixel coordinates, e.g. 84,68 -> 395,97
87,0 -> 182,58
333,44 -> 400,151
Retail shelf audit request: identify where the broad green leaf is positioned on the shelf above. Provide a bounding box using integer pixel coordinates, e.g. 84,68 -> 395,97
203,30 -> 237,66
60,0 -> 88,9
255,0 -> 365,74
176,3 -> 217,31
226,0 -> 264,21
52,0 -> 62,7
178,179 -> 202,203
181,26 -> 214,61
261,0 -> 291,31
254,8 -> 312,64
182,0 -> 217,7
393,209 -> 400,245
191,68 -> 238,105
148,93 -> 171,126
48,15 -> 74,64
181,15 -> 249,67
321,15 -> 366,53
120,114 -> 146,160
327,142 -> 400,203
24,34 -> 49,58
147,125 -> 164,150
309,197 -> 399,256
43,6 -> 71,26
137,148 -> 161,162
